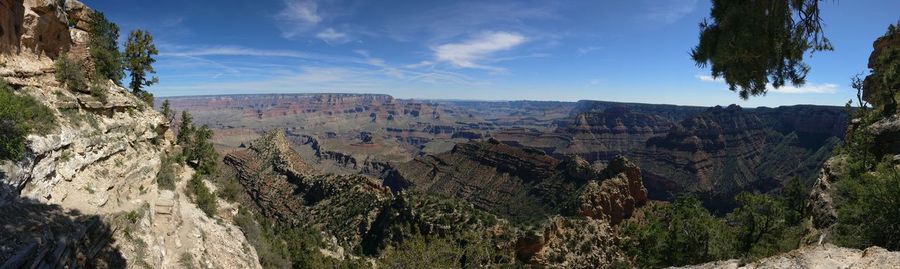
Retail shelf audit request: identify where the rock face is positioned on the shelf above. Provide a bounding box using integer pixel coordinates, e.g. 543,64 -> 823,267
576,156 -> 648,225
225,129 -> 394,250
862,31 -> 900,107
515,216 -> 624,267
395,139 -> 648,225
0,1 -> 261,267
498,104 -> 845,212
672,244 -> 900,269
0,0 -> 72,58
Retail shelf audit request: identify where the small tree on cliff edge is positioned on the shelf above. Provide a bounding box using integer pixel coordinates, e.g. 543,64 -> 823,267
124,29 -> 158,104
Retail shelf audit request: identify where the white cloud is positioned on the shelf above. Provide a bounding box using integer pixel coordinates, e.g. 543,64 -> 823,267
433,31 -> 526,70
316,28 -> 351,44
696,74 -> 718,82
646,0 -> 698,24
767,83 -> 839,94
276,0 -> 322,38
696,74 -> 839,94
578,46 -> 603,54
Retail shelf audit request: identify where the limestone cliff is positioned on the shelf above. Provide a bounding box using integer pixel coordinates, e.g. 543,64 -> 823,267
0,1 -> 260,267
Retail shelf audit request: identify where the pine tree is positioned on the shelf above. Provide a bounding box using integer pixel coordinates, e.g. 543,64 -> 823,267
176,110 -> 194,146
124,29 -> 158,104
692,0 -> 832,99
87,12 -> 124,84
160,99 -> 174,124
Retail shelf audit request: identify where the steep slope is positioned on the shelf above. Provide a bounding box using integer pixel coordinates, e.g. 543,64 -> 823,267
0,1 -> 260,267
225,130 -> 651,267
497,104 -> 845,212
394,138 -> 648,225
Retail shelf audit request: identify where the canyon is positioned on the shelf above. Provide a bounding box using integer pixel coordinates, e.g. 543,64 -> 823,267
167,94 -> 847,212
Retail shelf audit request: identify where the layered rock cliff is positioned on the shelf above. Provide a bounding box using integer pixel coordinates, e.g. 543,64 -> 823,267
0,1 -> 260,267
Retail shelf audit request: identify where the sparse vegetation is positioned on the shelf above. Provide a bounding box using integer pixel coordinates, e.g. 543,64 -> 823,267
186,173 -> 218,218
54,54 -> 87,92
0,79 -> 57,161
156,154 -> 177,190
176,110 -> 219,176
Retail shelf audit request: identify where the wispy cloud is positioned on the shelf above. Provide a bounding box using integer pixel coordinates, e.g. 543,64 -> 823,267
767,84 -> 839,94
385,1 -> 557,43
645,0 -> 698,24
578,46 -> 603,54
696,75 -> 839,94
433,31 -> 527,70
276,0 -> 322,38
316,28 -> 351,44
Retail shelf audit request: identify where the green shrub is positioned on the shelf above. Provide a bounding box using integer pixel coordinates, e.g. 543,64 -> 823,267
726,193 -> 802,260
231,206 -> 363,268
216,176 -> 243,202
156,155 -> 177,190
54,55 -> 87,92
0,79 -> 57,161
621,193 -> 804,268
835,159 -> 900,250
187,173 -> 218,218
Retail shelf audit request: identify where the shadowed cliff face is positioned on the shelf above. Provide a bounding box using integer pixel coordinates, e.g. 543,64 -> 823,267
0,195 -> 125,268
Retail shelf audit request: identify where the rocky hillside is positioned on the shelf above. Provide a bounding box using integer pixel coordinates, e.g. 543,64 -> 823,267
0,1 -> 259,267
223,129 -> 653,267
394,138 -> 648,225
498,104 -> 845,212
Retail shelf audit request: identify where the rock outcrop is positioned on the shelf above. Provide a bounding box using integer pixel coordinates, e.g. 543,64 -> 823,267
225,129 -> 394,250
0,0 -> 72,58
672,244 -> 900,269
515,216 -> 625,267
576,156 -> 648,225
0,1 -> 261,267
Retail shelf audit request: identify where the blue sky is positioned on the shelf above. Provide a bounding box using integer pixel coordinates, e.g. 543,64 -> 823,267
83,0 -> 900,107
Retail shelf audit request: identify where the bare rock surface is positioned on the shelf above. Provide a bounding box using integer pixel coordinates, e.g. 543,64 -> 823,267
671,244 -> 900,269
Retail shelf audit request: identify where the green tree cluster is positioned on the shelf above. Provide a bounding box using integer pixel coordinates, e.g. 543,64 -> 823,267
232,206 -> 364,268
0,79 -> 57,161
622,191 -> 806,268
175,110 -> 218,176
834,159 -> 900,250
88,12 -> 124,84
